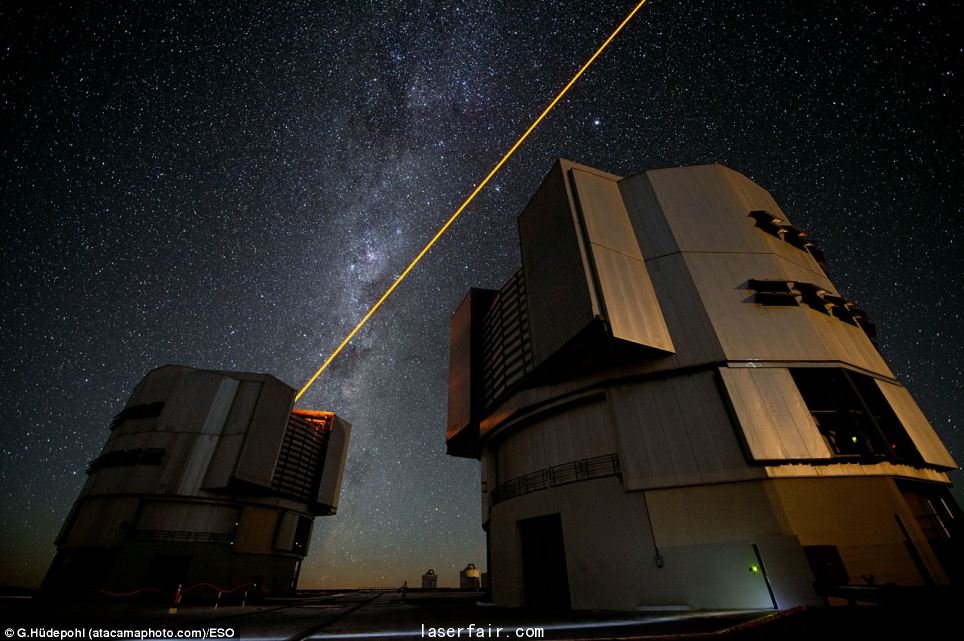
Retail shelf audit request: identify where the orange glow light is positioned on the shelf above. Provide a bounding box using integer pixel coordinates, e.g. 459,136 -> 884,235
290,408 -> 335,432
295,0 -> 651,403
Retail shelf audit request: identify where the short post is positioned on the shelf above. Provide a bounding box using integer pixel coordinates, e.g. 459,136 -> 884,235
169,583 -> 183,615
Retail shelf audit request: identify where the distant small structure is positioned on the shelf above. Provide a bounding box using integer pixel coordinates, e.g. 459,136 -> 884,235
460,563 -> 481,590
421,568 -> 438,589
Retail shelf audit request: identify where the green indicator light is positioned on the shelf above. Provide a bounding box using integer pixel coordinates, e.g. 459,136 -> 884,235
851,436 -> 859,443
750,565 -> 760,573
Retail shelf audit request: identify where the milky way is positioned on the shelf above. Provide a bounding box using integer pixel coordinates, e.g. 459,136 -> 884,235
2,1 -> 961,588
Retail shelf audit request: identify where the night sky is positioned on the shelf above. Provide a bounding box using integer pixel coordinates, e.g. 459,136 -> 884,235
2,1 -> 961,589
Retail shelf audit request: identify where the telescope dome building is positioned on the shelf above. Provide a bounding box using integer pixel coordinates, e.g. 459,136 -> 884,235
45,365 -> 350,595
445,159 -> 959,610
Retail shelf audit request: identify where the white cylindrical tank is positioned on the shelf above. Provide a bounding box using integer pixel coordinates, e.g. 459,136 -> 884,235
459,563 -> 481,589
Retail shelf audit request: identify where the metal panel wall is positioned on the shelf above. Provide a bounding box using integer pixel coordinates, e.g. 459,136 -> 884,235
495,399 -> 616,483
480,271 -> 533,409
447,291 -> 476,438
640,253 -> 727,369
876,380 -> 957,469
126,365 -> 192,407
519,161 -> 596,366
160,369 -> 225,433
203,380 -> 263,490
233,505 -> 279,553
609,371 -> 758,490
134,501 -> 239,534
678,250 -> 892,377
446,288 -> 498,454
234,377 -> 295,487
64,497 -> 139,547
642,164 -> 774,256
570,168 -> 674,353
316,416 -> 351,514
221,380 -> 263,435
618,171 -> 679,259
274,511 -> 299,551
718,366 -> 833,461
271,412 -> 331,502
178,376 -> 239,495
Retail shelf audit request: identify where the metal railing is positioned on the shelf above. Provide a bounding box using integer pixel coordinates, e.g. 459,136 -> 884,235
490,453 -> 620,505
131,529 -> 232,544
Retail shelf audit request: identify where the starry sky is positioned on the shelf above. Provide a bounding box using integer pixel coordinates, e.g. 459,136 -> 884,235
1,0 -> 961,589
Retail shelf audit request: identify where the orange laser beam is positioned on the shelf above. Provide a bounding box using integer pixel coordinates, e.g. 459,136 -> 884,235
295,0 -> 650,403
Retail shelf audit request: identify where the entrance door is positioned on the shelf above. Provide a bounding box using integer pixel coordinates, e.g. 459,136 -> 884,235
519,513 -> 570,609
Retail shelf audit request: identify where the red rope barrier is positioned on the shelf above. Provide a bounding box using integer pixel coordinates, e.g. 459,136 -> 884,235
181,581 -> 256,595
99,581 -> 256,599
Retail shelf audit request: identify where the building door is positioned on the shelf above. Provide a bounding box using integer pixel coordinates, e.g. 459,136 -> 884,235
519,514 -> 571,609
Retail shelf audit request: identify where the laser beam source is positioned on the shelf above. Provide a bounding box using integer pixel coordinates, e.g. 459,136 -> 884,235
295,0 -> 650,403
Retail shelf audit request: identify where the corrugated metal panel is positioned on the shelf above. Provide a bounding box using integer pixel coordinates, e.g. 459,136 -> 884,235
718,367 -> 832,461
595,247 -> 673,349
495,399 -> 615,482
316,416 -> 351,514
520,162 -> 595,366
610,372 -> 758,490
876,380 -> 957,469
271,411 -> 331,502
481,270 -> 533,409
571,168 -> 674,353
671,372 -> 758,481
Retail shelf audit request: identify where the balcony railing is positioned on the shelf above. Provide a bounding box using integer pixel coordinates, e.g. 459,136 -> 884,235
490,453 -> 620,505
131,529 -> 232,544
